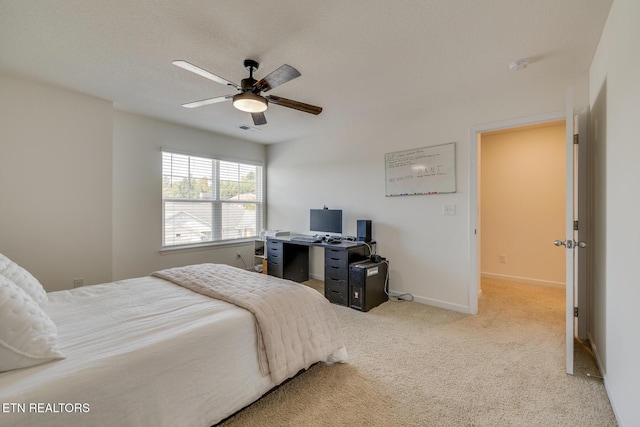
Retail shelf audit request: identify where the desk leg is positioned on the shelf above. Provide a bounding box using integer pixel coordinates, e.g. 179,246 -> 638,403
283,244 -> 310,282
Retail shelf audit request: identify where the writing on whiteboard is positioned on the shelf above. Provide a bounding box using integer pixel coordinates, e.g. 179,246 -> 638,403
385,143 -> 456,196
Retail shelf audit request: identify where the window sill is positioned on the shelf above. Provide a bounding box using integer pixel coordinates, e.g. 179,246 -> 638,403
159,238 -> 255,255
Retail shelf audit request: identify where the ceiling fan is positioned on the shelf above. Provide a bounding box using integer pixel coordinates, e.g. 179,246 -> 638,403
173,59 -> 322,126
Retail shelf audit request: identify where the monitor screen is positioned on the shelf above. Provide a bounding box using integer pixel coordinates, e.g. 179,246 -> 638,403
310,209 -> 342,234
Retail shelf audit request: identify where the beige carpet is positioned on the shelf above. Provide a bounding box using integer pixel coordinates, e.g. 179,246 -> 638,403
219,278 -> 616,426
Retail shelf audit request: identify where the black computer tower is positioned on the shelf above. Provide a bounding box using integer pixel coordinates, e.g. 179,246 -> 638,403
349,260 -> 388,312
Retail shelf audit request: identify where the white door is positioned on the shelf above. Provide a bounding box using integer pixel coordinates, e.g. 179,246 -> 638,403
554,88 -> 587,375
575,108 -> 590,341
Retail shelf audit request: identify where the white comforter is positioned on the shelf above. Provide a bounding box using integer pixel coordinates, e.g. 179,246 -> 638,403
152,264 -> 347,384
0,274 -> 333,427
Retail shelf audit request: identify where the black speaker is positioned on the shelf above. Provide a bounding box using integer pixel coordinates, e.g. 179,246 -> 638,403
357,220 -> 372,242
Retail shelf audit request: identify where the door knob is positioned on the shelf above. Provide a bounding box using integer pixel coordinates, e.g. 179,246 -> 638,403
554,240 -> 574,248
554,240 -> 588,248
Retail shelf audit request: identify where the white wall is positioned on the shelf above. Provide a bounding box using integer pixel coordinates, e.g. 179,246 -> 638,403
0,73 -> 266,290
112,111 -> 266,280
267,74 -> 589,312
589,0 -> 640,424
0,73 -> 113,291
480,123 -> 566,286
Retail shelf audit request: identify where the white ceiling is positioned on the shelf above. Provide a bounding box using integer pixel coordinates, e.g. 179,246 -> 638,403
0,0 -> 612,144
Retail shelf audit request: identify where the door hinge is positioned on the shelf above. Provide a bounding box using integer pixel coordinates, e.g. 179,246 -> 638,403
573,134 -> 579,144
573,220 -> 579,231
574,307 -> 579,317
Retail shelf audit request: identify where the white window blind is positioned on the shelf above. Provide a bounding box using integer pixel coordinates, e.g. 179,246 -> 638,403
162,151 -> 263,247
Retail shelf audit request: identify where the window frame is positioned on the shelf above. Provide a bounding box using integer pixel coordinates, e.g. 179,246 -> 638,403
161,150 -> 264,250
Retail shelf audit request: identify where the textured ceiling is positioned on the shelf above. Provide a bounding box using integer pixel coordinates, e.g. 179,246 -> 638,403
0,0 -> 612,144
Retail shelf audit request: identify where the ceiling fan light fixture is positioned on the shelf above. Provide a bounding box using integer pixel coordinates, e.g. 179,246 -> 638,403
233,92 -> 268,113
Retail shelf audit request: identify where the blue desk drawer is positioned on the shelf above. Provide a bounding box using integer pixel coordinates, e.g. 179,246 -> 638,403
267,252 -> 281,262
267,240 -> 282,257
325,265 -> 348,281
325,248 -> 348,265
267,261 -> 283,278
325,252 -> 347,268
324,277 -> 348,305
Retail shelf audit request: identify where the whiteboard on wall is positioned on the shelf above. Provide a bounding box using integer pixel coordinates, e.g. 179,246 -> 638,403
385,142 -> 456,196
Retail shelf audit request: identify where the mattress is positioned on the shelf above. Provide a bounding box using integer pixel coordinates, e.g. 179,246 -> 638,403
0,276 -> 275,426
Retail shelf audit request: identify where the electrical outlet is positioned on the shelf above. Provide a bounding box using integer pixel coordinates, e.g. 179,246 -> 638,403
73,278 -> 85,288
499,255 -> 507,264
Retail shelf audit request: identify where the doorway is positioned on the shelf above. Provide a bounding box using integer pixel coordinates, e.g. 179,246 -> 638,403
468,112 -> 566,314
470,105 -> 593,376
479,121 -> 566,292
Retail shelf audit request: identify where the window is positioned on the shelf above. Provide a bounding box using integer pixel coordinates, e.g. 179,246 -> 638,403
162,151 -> 263,248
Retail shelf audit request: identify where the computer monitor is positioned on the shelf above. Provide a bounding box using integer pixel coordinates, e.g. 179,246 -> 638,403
310,209 -> 342,234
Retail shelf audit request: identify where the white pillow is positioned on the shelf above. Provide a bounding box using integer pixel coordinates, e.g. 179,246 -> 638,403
0,252 -> 48,307
0,275 -> 65,373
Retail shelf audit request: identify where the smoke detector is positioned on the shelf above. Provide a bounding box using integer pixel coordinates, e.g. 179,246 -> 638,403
509,58 -> 529,72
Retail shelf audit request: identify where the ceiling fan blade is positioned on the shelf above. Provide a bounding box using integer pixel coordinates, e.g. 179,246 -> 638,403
266,95 -> 322,115
173,60 -> 241,91
182,95 -> 233,108
255,64 -> 301,92
251,112 -> 267,126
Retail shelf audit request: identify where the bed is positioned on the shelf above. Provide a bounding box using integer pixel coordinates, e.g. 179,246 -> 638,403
0,258 -> 347,427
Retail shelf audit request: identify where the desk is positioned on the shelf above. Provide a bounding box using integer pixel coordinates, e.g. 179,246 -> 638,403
266,237 -> 370,306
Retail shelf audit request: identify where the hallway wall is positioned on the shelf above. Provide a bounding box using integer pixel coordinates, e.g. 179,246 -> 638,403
480,122 -> 566,286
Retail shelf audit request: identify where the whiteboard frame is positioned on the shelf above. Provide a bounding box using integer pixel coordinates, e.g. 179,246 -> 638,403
384,142 -> 456,197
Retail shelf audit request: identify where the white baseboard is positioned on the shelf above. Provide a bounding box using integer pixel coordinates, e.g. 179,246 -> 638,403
481,272 -> 565,288
397,292 -> 472,314
588,333 -> 623,426
588,332 -> 604,376
308,274 -> 473,314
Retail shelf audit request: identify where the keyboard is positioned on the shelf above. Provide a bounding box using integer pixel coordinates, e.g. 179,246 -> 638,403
290,236 -> 322,243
